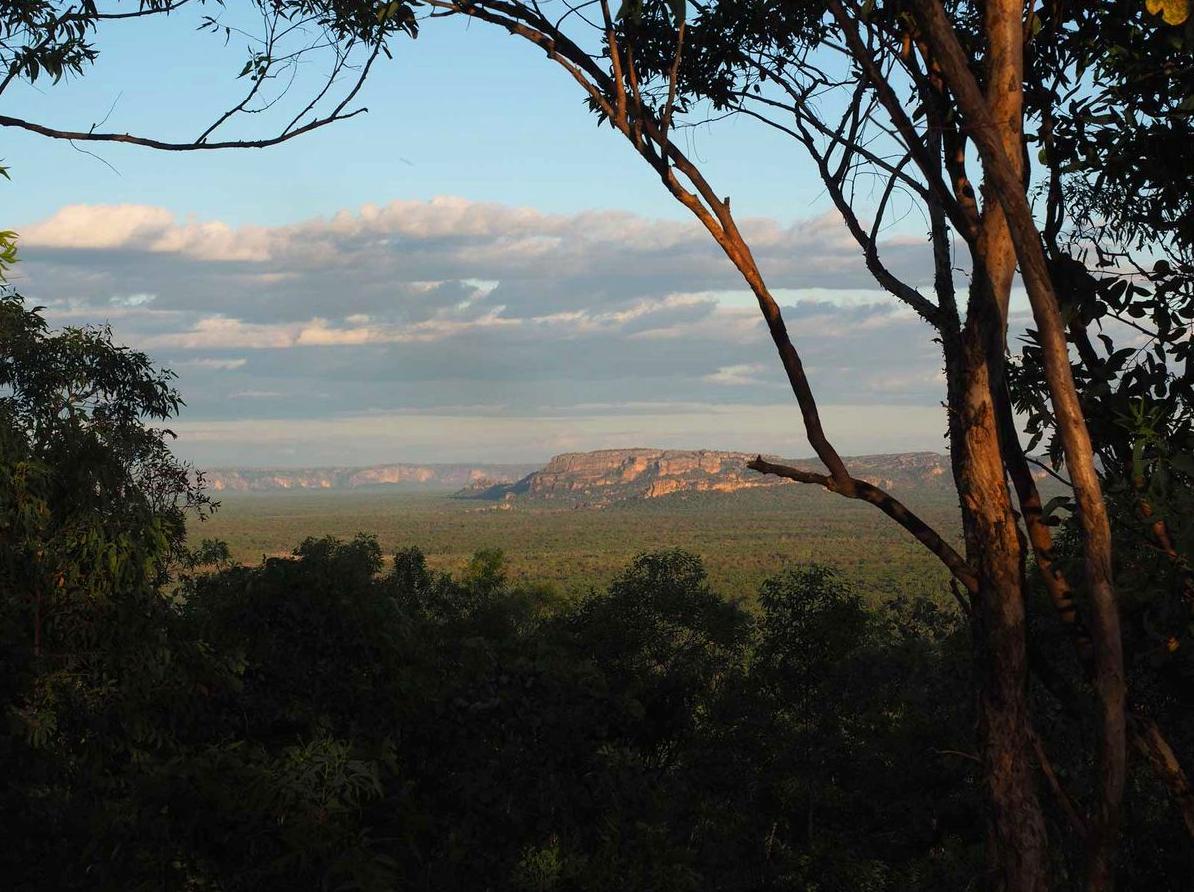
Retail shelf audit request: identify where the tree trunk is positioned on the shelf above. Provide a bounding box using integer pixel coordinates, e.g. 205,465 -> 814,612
943,258 -> 1050,892
913,2 -> 1127,885
935,5 -> 1050,884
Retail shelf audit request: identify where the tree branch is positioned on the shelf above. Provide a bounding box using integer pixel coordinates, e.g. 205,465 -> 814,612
0,107 -> 368,151
747,455 -> 977,595
826,0 -> 977,243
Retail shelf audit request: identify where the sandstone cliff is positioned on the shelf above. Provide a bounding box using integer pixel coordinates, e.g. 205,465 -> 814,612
461,449 -> 957,505
204,449 -> 996,501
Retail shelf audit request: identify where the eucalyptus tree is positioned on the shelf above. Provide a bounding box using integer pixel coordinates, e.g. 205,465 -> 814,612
394,0 -> 1193,885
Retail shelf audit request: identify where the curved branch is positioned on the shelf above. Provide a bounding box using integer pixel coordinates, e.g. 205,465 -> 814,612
0,107 -> 368,151
791,112 -> 942,326
826,0 -> 977,244
731,90 -> 929,199
747,456 -> 978,594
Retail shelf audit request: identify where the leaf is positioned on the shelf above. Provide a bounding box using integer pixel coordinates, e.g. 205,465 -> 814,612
1145,0 -> 1190,25
666,0 -> 686,25
1042,495 -> 1073,520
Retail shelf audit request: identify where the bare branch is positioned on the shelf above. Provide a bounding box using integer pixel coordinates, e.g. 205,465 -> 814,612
826,0 -> 977,243
1030,729 -> 1088,838
1024,455 -> 1072,489
791,115 -> 942,326
727,90 -> 930,199
0,108 -> 368,151
747,455 -> 978,593
2,2 -> 393,153
659,19 -> 685,153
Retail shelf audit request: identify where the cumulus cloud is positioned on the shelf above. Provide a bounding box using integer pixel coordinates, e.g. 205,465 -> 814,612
177,357 -> 247,370
704,363 -> 769,386
20,197 -> 936,321
14,197 -> 953,465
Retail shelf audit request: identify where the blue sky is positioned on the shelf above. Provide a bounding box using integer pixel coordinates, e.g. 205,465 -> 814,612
3,4 -> 969,467
4,9 -> 828,227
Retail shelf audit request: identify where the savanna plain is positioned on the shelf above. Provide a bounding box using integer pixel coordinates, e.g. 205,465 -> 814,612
196,485 -> 961,603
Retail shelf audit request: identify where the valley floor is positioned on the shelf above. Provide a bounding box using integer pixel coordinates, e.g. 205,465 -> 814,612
195,485 -> 962,602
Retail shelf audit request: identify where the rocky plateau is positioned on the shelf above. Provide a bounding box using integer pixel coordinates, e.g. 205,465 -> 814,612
458,448 -> 957,505
203,449 -> 1013,503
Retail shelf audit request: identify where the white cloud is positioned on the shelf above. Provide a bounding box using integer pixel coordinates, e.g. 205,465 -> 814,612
229,390 -> 284,399
22,203 -> 273,261
15,197 -> 951,465
704,363 -> 769,386
109,292 -> 157,307
19,197 -> 933,303
22,204 -> 175,250
177,357 -> 247,370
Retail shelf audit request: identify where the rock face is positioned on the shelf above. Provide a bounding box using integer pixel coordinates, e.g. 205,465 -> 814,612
203,463 -> 539,493
461,449 -> 957,505
203,450 -> 979,500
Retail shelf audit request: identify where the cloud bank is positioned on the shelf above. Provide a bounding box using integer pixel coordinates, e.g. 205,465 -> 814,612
15,197 -> 953,465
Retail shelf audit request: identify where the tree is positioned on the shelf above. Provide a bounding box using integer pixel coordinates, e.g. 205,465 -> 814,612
0,1 -> 416,151
0,300 -> 401,889
0,291 -> 213,886
0,288 -> 211,661
379,0 -> 1193,884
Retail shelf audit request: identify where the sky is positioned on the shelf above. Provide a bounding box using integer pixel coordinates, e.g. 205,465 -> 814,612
3,3 -> 983,467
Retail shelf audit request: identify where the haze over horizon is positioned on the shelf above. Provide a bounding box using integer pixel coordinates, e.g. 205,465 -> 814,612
198,441 -> 952,472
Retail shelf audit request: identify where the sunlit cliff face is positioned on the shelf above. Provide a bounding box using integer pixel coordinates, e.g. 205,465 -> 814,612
503,449 -> 965,505
202,449 -> 1037,498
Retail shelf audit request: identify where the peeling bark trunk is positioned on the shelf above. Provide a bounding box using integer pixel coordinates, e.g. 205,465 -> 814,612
956,383 -> 1050,892
914,2 -> 1127,885
936,5 -> 1050,884
944,248 -> 1050,891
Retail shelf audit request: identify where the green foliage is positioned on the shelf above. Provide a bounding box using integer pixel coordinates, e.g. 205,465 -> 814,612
1038,1 -> 1194,260
463,545 -> 508,594
4,476 -> 992,891
0,294 -> 215,888
0,1 -> 418,94
0,167 -> 14,280
0,290 -> 212,596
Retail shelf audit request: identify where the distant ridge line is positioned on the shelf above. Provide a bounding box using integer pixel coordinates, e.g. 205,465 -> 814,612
453,448 -> 955,505
199,448 -> 1013,500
